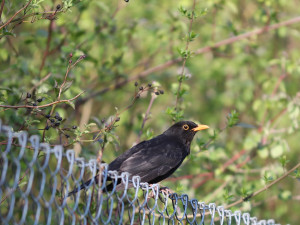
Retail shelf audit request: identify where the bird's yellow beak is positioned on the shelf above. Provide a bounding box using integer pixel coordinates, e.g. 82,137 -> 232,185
192,124 -> 209,132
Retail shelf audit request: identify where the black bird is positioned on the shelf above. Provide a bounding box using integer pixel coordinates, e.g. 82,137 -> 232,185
68,121 -> 209,196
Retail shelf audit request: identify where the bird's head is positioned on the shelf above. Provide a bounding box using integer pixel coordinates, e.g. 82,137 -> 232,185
163,121 -> 209,147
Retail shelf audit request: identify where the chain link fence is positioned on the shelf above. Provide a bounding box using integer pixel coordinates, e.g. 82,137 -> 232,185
0,120 -> 280,225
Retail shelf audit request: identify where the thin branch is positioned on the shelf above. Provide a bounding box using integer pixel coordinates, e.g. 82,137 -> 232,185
180,162 -> 300,219
0,0 -> 5,21
77,16 -> 300,106
201,126 -> 227,150
6,36 -> 18,55
58,65 -> 71,101
192,150 -> 247,189
29,73 -> 52,93
225,162 -> 300,209
57,57 -> 84,101
137,92 -> 157,143
175,0 -> 197,110
0,0 -> 32,30
260,67 -> 287,128
0,91 -> 85,109
39,19 -> 54,77
0,168 -> 31,204
10,10 -> 61,23
93,86 -> 153,138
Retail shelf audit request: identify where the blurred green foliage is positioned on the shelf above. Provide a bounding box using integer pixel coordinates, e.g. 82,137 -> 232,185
1,0 -> 300,223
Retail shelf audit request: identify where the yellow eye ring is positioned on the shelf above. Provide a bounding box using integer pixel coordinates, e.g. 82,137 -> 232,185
183,124 -> 189,130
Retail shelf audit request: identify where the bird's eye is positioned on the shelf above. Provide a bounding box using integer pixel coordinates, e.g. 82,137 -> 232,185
183,124 -> 189,130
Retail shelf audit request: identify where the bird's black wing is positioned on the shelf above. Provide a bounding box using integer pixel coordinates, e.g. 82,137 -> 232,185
108,140 -> 148,171
116,134 -> 188,183
68,135 -> 188,196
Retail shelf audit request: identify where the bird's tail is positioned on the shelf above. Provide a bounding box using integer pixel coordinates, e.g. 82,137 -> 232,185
67,176 -> 118,197
67,177 -> 95,197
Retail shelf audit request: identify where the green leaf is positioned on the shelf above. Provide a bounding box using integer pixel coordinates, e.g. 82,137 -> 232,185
227,110 -> 239,127
288,102 -> 299,119
188,31 -> 199,42
199,8 -> 208,16
279,155 -> 289,168
146,128 -> 154,139
270,144 -> 284,158
178,6 -> 187,16
263,171 -> 274,183
258,147 -> 269,159
0,87 -> 12,91
223,189 -> 234,203
294,169 -> 300,178
278,190 -> 292,200
2,31 -> 16,37
65,101 -> 75,109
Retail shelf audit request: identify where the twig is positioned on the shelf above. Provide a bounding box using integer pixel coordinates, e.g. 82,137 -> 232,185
0,91 -> 85,109
271,73 -> 287,96
178,162 -> 300,219
58,65 -> 71,101
92,86 -> 153,142
204,178 -> 232,203
0,0 -> 5,22
6,37 -> 19,55
167,172 -> 212,183
0,167 -> 30,205
194,17 -> 300,55
39,19 -> 54,77
77,16 -> 300,106
0,0 -> 32,30
48,55 -> 85,116
137,93 -> 157,143
57,56 -> 84,101
175,0 -> 197,110
11,9 -> 63,23
200,126 -> 227,150
260,69 -> 287,129
225,162 -> 300,209
269,108 -> 287,125
29,73 -> 52,93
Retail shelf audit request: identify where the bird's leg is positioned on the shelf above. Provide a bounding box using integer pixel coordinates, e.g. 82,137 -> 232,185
146,184 -> 174,200
159,185 -> 174,196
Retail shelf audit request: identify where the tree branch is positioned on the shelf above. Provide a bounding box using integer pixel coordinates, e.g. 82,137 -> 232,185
225,162 -> 300,209
77,16 -> 300,106
137,92 -> 157,143
0,0 -> 5,21
0,0 -> 32,30
0,91 -> 84,109
175,0 -> 197,110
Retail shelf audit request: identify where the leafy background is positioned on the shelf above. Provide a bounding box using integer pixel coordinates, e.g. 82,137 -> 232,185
1,0 -> 300,223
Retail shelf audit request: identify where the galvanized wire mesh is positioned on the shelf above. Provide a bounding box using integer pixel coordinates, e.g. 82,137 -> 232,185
0,120 -> 280,225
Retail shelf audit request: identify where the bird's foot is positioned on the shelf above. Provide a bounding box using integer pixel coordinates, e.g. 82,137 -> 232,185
159,186 -> 174,196
146,184 -> 157,199
146,185 -> 174,200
